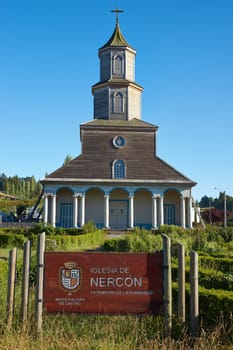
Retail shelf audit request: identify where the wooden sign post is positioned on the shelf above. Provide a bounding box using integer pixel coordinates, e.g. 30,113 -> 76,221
35,232 -> 45,332
21,240 -> 31,324
7,248 -> 17,328
162,234 -> 172,336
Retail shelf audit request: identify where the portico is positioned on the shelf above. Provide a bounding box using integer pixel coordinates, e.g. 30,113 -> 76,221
42,186 -> 193,229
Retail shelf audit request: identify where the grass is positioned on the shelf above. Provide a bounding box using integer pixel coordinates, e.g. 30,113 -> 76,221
0,314 -> 232,350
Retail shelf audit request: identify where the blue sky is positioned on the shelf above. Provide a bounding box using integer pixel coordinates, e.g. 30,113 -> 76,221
1,0 -> 233,201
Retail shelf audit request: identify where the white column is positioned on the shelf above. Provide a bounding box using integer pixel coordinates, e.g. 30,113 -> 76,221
159,196 -> 164,226
73,195 -> 79,228
51,194 -> 56,228
104,194 -> 110,229
129,193 -> 134,229
43,195 -> 48,225
80,194 -> 86,227
152,195 -> 158,229
187,197 -> 193,228
181,196 -> 186,228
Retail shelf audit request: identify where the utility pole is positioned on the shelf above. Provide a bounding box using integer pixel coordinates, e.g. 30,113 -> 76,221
214,188 -> 227,228
223,191 -> 227,228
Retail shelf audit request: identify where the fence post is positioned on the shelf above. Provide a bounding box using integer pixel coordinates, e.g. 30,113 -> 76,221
35,232 -> 45,333
7,247 -> 17,328
162,234 -> 172,336
177,243 -> 185,322
21,240 -> 31,324
190,250 -> 199,336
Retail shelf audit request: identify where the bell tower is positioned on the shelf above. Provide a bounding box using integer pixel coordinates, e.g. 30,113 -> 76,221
92,9 -> 143,121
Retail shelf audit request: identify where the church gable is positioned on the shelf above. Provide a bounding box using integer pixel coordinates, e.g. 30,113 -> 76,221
45,118 -> 194,185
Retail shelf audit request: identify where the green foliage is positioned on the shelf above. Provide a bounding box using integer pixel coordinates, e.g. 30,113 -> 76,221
0,260 -> 8,285
199,255 -> 233,272
172,282 -> 233,330
0,234 -> 26,248
80,221 -> 98,234
103,231 -> 162,252
172,265 -> 233,291
45,230 -> 106,252
198,286 -> 233,328
25,222 -> 98,237
0,260 -> 8,311
199,268 -> 233,291
0,174 -> 42,200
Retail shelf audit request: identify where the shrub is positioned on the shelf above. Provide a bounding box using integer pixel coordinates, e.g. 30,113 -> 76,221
199,256 -> 233,273
80,221 -> 98,234
198,286 -> 233,328
172,265 -> 233,291
0,234 -> 26,248
45,230 -> 106,251
103,232 -> 162,253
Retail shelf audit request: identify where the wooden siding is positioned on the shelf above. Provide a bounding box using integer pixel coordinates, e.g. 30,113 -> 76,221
94,89 -> 109,119
128,86 -> 141,120
46,123 -> 194,184
125,50 -> 135,81
100,51 -> 111,81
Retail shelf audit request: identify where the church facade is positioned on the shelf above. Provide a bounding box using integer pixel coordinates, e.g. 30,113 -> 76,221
41,16 -> 196,230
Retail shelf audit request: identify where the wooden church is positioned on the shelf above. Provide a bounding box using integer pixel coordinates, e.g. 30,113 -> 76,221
41,12 -> 196,230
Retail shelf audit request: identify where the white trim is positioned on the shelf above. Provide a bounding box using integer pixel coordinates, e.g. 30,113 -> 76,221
42,178 -> 193,185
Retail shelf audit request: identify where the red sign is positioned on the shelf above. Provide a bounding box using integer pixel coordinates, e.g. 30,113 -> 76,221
44,252 -> 163,315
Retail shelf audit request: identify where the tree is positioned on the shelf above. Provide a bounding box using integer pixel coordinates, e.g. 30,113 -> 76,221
201,208 -> 231,224
199,195 -> 211,208
63,155 -> 73,166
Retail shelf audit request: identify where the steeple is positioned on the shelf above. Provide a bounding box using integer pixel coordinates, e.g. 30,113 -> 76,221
100,11 -> 134,50
92,11 -> 143,121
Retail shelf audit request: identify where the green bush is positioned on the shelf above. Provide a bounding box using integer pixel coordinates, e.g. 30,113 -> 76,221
172,282 -> 233,329
218,227 -> 233,242
0,234 -> 26,248
199,286 -> 233,328
80,221 -> 98,234
45,230 -> 106,251
172,265 -> 233,291
199,256 -> 233,273
103,232 -> 162,253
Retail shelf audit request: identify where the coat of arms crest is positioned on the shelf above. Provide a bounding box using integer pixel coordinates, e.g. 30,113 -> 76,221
60,261 -> 81,292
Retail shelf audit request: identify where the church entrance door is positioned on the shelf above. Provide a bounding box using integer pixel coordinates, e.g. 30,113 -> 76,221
60,203 -> 73,228
164,204 -> 175,225
109,200 -> 128,229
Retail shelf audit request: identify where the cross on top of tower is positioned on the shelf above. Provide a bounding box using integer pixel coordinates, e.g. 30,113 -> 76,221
111,8 -> 124,25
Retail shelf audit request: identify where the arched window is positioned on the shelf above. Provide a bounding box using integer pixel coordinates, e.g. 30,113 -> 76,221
112,55 -> 123,75
112,160 -> 126,179
112,92 -> 124,113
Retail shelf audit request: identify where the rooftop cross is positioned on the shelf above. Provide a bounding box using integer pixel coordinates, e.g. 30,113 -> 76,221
111,8 -> 124,25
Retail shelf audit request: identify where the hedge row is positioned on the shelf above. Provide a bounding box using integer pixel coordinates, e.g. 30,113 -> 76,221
0,221 -> 99,237
172,282 -> 233,329
198,255 -> 233,272
45,230 -> 106,251
0,229 -> 106,250
0,234 -> 26,248
172,265 -> 233,291
158,225 -> 233,243
103,233 -> 162,253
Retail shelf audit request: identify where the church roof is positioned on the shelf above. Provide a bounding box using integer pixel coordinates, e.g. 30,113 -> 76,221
81,118 -> 158,129
42,154 -> 195,186
100,23 -> 134,51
